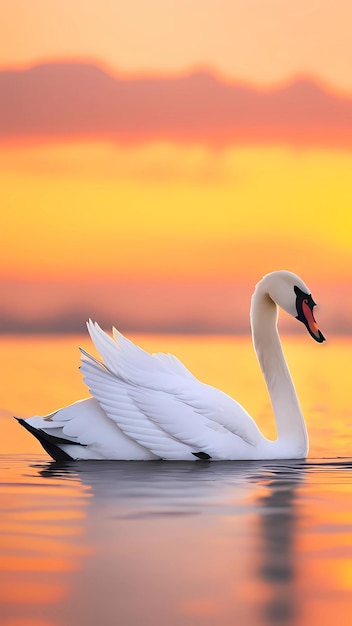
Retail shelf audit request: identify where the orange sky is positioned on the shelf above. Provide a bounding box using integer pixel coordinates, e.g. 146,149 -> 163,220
1,1 -> 352,332
2,0 -> 352,92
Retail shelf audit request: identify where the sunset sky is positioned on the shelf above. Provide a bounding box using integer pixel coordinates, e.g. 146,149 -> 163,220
1,0 -> 352,333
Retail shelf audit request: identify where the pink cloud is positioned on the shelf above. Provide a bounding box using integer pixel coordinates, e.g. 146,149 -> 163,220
1,62 -> 352,146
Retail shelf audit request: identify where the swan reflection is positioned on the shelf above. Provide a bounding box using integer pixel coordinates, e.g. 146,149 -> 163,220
254,466 -> 303,625
39,459 -> 306,626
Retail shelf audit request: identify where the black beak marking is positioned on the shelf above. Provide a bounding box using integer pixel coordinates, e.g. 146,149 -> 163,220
294,285 -> 325,343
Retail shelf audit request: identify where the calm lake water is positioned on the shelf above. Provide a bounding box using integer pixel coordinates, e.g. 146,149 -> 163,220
1,333 -> 352,626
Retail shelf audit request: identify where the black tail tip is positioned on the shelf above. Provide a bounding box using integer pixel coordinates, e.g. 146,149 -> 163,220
14,417 -> 74,462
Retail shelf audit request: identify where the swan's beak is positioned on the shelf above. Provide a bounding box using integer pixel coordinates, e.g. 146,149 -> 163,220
294,286 -> 325,343
301,300 -> 325,343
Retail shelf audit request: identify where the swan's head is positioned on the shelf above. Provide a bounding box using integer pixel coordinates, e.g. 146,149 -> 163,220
262,270 -> 325,343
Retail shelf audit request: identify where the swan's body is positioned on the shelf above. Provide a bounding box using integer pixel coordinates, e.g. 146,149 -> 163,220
17,271 -> 325,461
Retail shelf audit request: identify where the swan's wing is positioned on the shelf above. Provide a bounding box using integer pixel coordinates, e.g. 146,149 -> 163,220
81,355 -> 257,460
151,351 -> 198,380
87,321 -> 196,385
96,322 -> 261,443
80,322 -> 262,459
80,357 -> 197,459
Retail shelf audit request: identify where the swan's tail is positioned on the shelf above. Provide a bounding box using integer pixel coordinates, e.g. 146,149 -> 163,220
15,417 -> 76,461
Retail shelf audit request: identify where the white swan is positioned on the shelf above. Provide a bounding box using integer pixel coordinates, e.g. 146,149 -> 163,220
17,270 -> 325,461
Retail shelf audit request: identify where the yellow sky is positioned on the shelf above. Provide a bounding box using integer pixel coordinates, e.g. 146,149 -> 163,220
2,142 -> 352,281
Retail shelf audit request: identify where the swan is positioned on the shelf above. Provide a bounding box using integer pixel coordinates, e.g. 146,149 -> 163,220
16,270 -> 325,461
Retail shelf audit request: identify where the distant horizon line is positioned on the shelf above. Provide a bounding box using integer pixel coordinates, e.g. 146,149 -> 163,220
0,328 -> 349,336
0,319 -> 347,336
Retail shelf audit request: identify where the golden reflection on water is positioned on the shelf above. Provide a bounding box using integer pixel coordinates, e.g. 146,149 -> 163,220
1,334 -> 352,625
2,457 -> 352,625
0,457 -> 91,626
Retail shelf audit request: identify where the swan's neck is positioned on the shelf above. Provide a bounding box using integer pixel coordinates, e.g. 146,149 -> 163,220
250,287 -> 308,456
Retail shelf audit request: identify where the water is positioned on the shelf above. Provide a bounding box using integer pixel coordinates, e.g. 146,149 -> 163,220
1,333 -> 352,625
